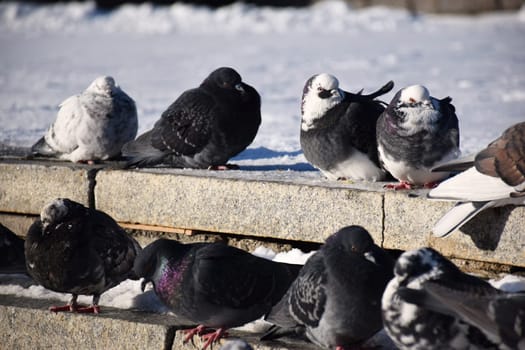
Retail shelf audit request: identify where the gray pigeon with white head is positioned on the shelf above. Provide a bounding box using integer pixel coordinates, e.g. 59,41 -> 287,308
300,73 -> 393,181
31,76 -> 138,163
377,84 -> 460,190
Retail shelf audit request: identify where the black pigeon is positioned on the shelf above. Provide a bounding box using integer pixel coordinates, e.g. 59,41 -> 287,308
381,247 -> 517,350
25,198 -> 141,313
0,223 -> 26,273
262,226 -> 394,349
429,121 -> 525,237
122,67 -> 261,169
300,73 -> 393,181
133,238 -> 302,350
377,84 -> 460,190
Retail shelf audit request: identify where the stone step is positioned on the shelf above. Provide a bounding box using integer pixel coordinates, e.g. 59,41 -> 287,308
1,159 -> 524,268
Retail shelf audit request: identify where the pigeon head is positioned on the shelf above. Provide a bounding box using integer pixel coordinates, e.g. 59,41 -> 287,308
205,67 -> 245,93
301,73 -> 344,131
133,238 -> 189,292
40,198 -> 85,228
398,85 -> 433,109
393,248 -> 456,288
326,225 -> 375,255
88,76 -> 117,95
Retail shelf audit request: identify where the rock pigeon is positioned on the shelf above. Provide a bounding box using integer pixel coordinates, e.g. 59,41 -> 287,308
133,238 -> 301,350
25,198 -> 141,313
300,73 -> 393,181
122,67 -> 261,169
31,76 -> 138,163
377,84 -> 460,190
262,226 -> 394,349
428,121 -> 525,237
0,223 -> 26,273
381,247 -> 516,350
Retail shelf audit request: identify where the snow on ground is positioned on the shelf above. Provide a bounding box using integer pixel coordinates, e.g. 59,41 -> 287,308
1,1 -> 524,165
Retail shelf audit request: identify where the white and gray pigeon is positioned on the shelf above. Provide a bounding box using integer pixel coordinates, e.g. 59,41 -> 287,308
262,225 -> 394,349
429,121 -> 525,237
382,247 -> 523,350
122,67 -> 261,169
377,84 -> 460,190
24,198 -> 141,313
31,76 -> 138,163
300,73 -> 394,181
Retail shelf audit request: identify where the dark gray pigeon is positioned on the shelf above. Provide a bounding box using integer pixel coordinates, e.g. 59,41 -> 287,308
122,67 -> 261,169
381,247 -> 515,350
0,223 -> 26,273
31,76 -> 138,163
429,121 -> 525,237
300,73 -> 393,181
377,84 -> 460,190
25,198 -> 141,313
133,238 -> 301,350
262,225 -> 394,349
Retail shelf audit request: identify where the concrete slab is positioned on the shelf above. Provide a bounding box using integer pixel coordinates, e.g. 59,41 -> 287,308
0,160 -> 95,214
95,168 -> 385,245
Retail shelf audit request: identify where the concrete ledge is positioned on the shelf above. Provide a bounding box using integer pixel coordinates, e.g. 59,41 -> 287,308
0,294 -> 316,350
0,161 -> 95,214
0,160 -> 524,268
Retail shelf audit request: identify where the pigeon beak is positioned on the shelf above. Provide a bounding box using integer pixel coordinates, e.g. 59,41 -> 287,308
235,83 -> 245,93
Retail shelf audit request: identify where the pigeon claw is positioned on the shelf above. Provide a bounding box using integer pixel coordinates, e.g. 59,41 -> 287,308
200,328 -> 228,350
384,181 -> 413,190
183,325 -> 207,344
76,305 -> 101,314
49,304 -> 76,313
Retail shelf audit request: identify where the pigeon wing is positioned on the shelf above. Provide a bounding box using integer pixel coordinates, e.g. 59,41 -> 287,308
192,243 -> 287,309
150,89 -> 215,156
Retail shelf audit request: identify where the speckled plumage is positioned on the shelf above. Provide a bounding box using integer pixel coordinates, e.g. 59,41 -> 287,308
377,85 -> 460,188
31,76 -> 138,163
122,67 -> 261,168
134,239 -> 301,347
24,198 -> 141,313
263,226 -> 394,349
382,247 -> 509,350
300,74 -> 393,181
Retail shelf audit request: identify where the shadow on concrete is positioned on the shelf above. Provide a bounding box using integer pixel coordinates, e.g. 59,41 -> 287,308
461,205 -> 514,251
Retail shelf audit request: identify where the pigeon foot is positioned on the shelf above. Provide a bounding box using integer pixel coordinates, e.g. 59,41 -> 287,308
200,328 -> 228,350
183,325 -> 208,344
384,181 -> 413,190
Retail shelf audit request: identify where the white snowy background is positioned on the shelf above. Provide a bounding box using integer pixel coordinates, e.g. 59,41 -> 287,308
1,0 -> 525,345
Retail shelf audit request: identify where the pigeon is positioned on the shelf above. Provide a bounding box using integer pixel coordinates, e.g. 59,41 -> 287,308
25,198 -> 141,313
398,281 -> 525,350
428,121 -> 525,237
376,84 -> 460,190
262,225 -> 394,349
133,238 -> 302,350
31,76 -> 138,163
300,73 -> 394,181
381,247 -> 516,350
122,67 -> 261,169
0,223 -> 26,273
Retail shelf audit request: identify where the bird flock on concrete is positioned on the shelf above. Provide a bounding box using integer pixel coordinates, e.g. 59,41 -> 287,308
1,66 -> 523,349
